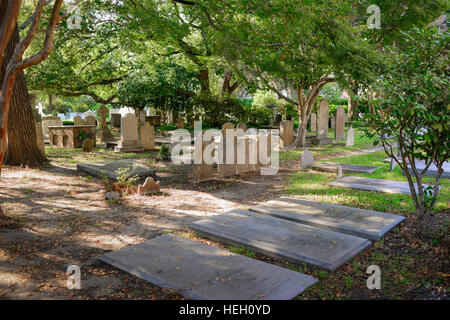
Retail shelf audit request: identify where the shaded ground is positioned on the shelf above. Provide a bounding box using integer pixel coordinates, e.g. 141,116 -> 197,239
0,143 -> 448,300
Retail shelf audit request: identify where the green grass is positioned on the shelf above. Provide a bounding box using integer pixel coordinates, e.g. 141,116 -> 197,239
286,150 -> 449,214
280,129 -> 376,161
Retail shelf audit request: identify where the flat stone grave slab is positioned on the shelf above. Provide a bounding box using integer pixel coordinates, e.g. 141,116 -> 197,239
313,162 -> 380,174
98,234 -> 317,300
190,209 -> 371,271
383,158 -> 449,178
77,159 -> 156,181
330,176 -> 435,195
250,197 -> 404,240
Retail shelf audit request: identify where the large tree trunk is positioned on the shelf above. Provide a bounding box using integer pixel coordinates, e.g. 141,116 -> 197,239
198,68 -> 210,94
222,70 -> 239,95
0,4 -> 48,168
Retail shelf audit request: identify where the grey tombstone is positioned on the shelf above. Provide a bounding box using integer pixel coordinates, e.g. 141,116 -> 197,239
346,126 -> 355,146
280,120 -> 294,148
310,113 -> 317,132
193,131 -> 214,183
300,149 -> 314,170
337,166 -> 343,179
313,99 -> 332,145
140,122 -> 155,150
190,209 -> 371,271
330,176 -> 436,195
98,234 -> 317,300
139,110 -> 147,124
35,121 -> 45,154
250,197 -> 405,241
77,159 -> 156,181
114,113 -> 144,152
312,162 -> 380,174
218,128 -> 237,178
330,115 -> 335,130
73,116 -> 86,126
85,115 -> 96,126
110,113 -> 121,128
237,122 -> 247,131
42,117 -> 63,137
335,107 -> 346,140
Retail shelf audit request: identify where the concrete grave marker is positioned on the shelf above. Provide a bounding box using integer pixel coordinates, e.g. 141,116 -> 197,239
115,113 -> 144,152
335,107 -> 345,140
237,122 -> 247,131
300,149 -> 314,169
110,113 -> 121,128
77,159 -> 156,181
82,139 -> 95,152
250,197 -> 405,240
330,176 -> 436,195
310,113 -> 317,132
191,209 -> 371,271
85,115 -> 97,126
140,122 -> 155,150
218,128 -> 237,178
98,234 -> 317,300
312,162 -> 380,174
346,126 -> 355,146
35,121 -> 45,154
137,177 -> 160,195
313,99 -> 332,145
193,131 -> 215,183
280,120 -> 294,147
73,116 -> 86,126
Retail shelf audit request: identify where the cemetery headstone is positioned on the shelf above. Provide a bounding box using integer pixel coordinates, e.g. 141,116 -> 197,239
176,118 -> 184,129
114,113 -> 144,152
237,122 -> 247,131
335,107 -> 345,140
110,113 -> 121,128
42,116 -> 62,137
193,131 -> 214,183
137,177 -> 160,195
331,115 -> 336,130
140,122 -> 155,150
310,113 -> 317,132
85,115 -> 96,126
82,139 -> 95,152
218,128 -> 237,178
313,99 -> 332,145
73,116 -> 86,126
35,121 -> 45,154
300,149 -> 314,169
139,110 -> 147,124
222,122 -> 235,130
280,120 -> 294,147
346,126 -> 355,146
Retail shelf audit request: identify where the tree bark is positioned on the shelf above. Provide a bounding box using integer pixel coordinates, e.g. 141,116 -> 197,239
198,68 -> 210,94
0,4 -> 47,167
222,70 -> 239,95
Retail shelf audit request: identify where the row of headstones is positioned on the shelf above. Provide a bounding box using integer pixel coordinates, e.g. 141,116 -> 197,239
115,113 -> 155,152
193,122 -> 273,183
309,100 -> 354,146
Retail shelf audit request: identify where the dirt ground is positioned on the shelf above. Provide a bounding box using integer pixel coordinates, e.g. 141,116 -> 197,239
0,147 -> 448,300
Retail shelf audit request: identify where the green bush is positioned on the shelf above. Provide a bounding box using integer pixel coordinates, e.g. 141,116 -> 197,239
63,120 -> 74,125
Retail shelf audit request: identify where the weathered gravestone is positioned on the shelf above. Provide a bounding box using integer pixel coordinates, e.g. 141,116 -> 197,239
140,122 -> 155,150
82,139 -> 95,152
313,99 -> 332,145
191,209 -> 371,271
335,107 -> 346,140
110,113 -> 121,128
73,116 -> 86,126
237,122 -> 247,131
312,162 -> 380,174
330,115 -> 336,130
137,177 -> 160,195
98,234 -> 318,300
310,113 -> 317,132
35,121 -> 45,154
250,197 -> 405,241
42,116 -> 63,137
280,120 -> 294,148
218,128 -> 237,178
139,110 -> 147,124
114,114 -> 144,152
330,176 -> 437,195
85,115 -> 97,126
222,122 -> 235,130
300,149 -> 314,169
346,126 -> 355,146
176,118 -> 185,129
77,159 -> 157,181
193,131 -> 215,183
